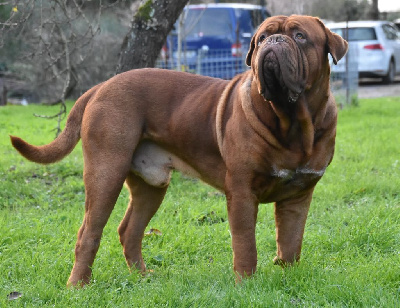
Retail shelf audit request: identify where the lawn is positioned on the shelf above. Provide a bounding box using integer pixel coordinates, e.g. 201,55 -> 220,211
0,98 -> 399,307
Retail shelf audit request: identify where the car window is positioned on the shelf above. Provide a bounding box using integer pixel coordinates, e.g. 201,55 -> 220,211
382,24 -> 399,40
183,9 -> 233,38
331,27 -> 377,41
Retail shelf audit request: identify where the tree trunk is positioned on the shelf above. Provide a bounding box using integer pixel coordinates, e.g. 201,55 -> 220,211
116,0 -> 189,74
369,0 -> 379,20
0,77 -> 6,106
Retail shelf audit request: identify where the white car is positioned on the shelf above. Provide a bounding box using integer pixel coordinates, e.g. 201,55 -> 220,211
327,20 -> 400,84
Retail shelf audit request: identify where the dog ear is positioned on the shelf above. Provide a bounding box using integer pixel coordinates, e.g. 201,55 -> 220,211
246,35 -> 256,67
323,22 -> 349,65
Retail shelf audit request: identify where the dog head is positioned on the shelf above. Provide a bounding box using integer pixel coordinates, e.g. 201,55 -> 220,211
246,15 -> 348,104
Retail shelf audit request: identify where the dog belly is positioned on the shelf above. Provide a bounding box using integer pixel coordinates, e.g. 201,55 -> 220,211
130,140 -> 201,187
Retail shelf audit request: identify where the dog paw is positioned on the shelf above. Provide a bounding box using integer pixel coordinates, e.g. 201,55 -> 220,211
273,256 -> 287,267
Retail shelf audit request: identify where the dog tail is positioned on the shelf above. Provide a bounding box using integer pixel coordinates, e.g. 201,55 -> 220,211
10,84 -> 100,164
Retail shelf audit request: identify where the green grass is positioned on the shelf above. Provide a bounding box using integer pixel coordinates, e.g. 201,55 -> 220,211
1,98 -> 399,307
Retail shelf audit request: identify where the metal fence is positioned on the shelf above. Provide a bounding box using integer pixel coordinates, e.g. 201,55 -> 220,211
329,43 -> 359,107
156,48 -> 249,80
156,45 -> 359,106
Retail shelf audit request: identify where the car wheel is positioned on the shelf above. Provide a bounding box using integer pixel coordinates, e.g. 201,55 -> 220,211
382,60 -> 395,84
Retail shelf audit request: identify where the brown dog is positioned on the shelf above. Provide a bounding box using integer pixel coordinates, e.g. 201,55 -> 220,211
11,15 -> 348,287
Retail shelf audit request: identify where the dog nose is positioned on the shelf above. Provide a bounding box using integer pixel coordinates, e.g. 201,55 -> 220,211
266,34 -> 287,45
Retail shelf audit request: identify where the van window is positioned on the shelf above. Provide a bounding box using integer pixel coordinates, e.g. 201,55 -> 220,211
331,27 -> 377,41
183,9 -> 233,38
236,9 -> 253,33
249,9 -> 267,28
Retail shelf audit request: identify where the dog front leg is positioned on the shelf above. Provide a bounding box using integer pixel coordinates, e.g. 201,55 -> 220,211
225,173 -> 259,281
273,190 -> 313,266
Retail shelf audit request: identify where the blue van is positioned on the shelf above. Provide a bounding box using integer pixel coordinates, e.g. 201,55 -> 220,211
158,3 -> 271,79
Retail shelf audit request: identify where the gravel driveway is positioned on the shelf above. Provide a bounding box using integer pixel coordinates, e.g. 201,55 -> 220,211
358,76 -> 400,99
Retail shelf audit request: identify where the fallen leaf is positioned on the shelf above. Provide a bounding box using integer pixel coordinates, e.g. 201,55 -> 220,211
144,228 -> 162,236
7,292 -> 22,300
197,211 -> 225,225
152,255 -> 163,262
150,255 -> 164,266
207,191 -> 224,198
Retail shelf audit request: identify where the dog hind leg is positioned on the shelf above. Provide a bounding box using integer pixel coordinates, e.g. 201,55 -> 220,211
66,116 -> 140,287
118,172 -> 168,272
66,155 -> 132,287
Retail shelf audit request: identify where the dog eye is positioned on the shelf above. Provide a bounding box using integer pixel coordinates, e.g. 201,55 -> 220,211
258,35 -> 266,46
295,33 -> 305,40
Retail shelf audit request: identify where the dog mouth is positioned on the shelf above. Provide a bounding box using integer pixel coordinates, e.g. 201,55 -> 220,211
257,41 -> 306,104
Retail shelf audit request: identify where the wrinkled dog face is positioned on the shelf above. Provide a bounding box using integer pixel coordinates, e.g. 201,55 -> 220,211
246,15 -> 348,104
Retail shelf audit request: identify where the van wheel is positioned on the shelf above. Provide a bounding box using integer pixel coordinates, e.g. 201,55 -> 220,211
382,60 -> 395,84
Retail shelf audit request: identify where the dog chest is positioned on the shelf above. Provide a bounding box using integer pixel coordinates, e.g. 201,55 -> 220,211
253,163 -> 326,203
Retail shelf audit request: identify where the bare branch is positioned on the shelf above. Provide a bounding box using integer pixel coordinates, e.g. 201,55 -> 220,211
2,0 -> 188,137
0,0 -> 126,137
